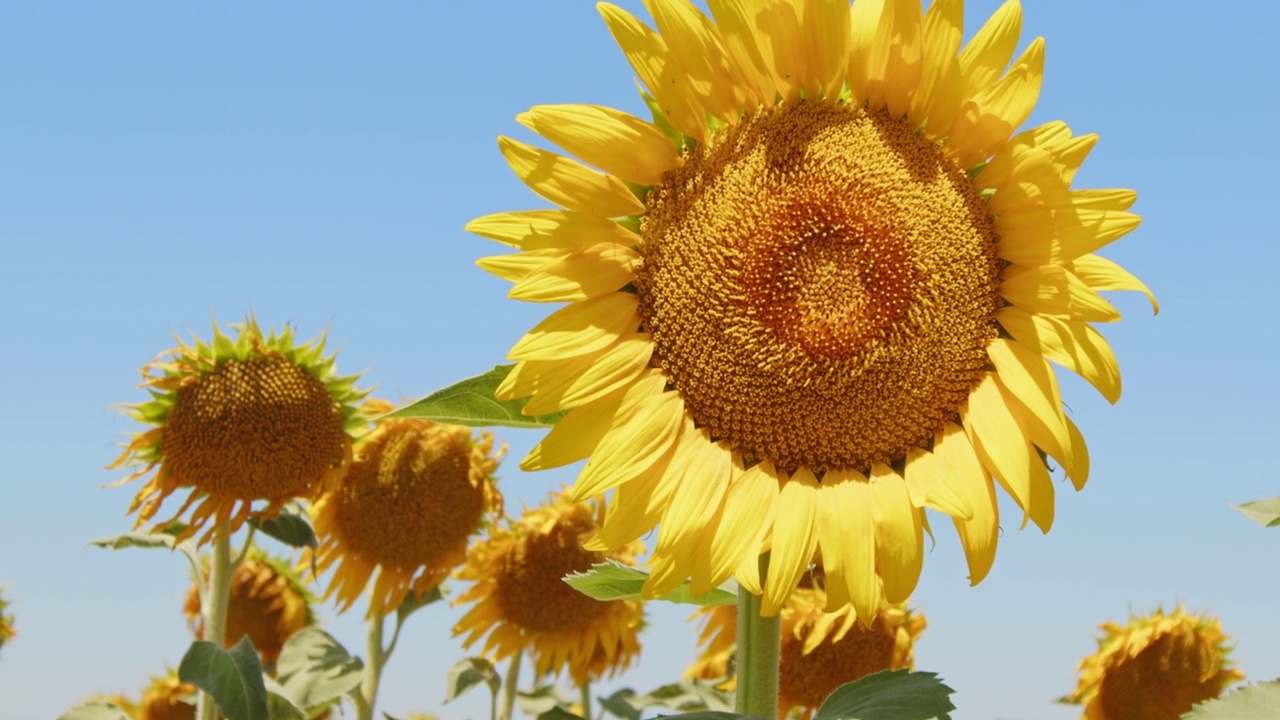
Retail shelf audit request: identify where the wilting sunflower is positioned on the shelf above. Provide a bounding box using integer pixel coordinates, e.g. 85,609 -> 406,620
454,489 -> 644,684
184,549 -> 314,666
0,588 -> 14,655
306,399 -> 505,618
686,580 -> 923,717
108,317 -> 367,544
135,671 -> 197,720
472,0 -> 1156,618
1066,607 -> 1243,720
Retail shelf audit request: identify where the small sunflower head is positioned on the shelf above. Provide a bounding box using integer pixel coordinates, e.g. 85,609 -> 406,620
453,488 -> 644,685
0,588 -> 14,655
137,671 -> 197,720
1067,607 -> 1244,720
109,317 -> 367,544
184,549 -> 314,666
307,399 -> 505,618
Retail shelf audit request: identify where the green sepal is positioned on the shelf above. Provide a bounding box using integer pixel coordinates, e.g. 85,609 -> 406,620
384,365 -> 565,429
563,560 -> 736,606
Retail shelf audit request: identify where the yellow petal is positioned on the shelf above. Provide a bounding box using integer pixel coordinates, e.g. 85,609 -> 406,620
910,0 -> 963,131
805,0 -> 854,98
867,0 -> 923,117
655,426 -> 734,556
466,210 -> 641,251
706,0 -> 775,103
997,306 -> 1121,404
998,206 -> 1142,266
734,460 -> 781,595
963,376 -> 1054,532
956,0 -> 1022,99
517,104 -> 681,185
987,337 -> 1071,469
499,137 -> 645,217
475,249 -> 562,283
599,3 -> 709,143
847,0 -> 887,104
763,468 -> 821,616
508,292 -> 640,361
1000,264 -> 1122,323
870,464 -> 924,605
522,372 -> 666,470
815,469 -> 874,615
571,388 -> 686,500
947,37 -> 1044,166
644,0 -> 740,123
751,0 -> 809,101
904,445 -> 974,519
510,243 -> 641,303
1063,414 -> 1090,491
703,461 -> 779,594
1067,253 -> 1159,315
933,422 -> 999,584
521,333 -> 654,414
586,421 -> 685,550
975,121 -> 1083,191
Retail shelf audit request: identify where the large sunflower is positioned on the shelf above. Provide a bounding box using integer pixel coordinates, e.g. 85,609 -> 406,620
1066,607 -> 1243,720
184,549 -> 315,666
109,317 -> 367,544
472,0 -> 1155,618
453,489 -> 645,684
306,399 -> 505,618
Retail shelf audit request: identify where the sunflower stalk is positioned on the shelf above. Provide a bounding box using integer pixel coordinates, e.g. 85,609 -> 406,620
354,610 -> 388,720
497,648 -> 522,720
230,524 -> 256,568
579,679 -> 591,720
736,556 -> 779,720
196,529 -> 233,720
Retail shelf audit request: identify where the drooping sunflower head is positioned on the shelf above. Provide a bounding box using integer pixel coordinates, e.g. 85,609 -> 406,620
685,577 -> 924,718
0,587 -> 14,655
184,549 -> 315,666
453,488 -> 645,685
1066,607 -> 1244,720
109,317 -> 368,544
306,398 -> 505,618
136,671 -> 197,720
473,0 -> 1156,619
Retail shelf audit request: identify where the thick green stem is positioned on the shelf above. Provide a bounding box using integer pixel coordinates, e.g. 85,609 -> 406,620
579,680 -> 592,720
196,531 -> 233,720
735,558 -> 779,720
497,649 -> 522,720
356,612 -> 386,720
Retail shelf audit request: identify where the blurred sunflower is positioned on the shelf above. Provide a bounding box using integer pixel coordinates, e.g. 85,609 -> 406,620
686,578 -> 923,718
473,0 -> 1155,619
454,489 -> 644,684
0,588 -> 14,654
1066,607 -> 1243,720
184,549 -> 314,666
136,671 -> 197,720
306,399 -> 505,618
109,317 -> 367,544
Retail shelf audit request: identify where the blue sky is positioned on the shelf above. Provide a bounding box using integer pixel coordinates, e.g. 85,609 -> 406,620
1,1 -> 1277,719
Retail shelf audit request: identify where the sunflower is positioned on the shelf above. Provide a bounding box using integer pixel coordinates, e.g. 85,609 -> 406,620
472,0 -> 1156,619
136,671 -> 197,720
0,588 -> 14,654
306,399 -> 505,618
1066,607 -> 1244,720
184,549 -> 314,666
686,579 -> 923,718
109,317 -> 367,544
453,489 -> 645,684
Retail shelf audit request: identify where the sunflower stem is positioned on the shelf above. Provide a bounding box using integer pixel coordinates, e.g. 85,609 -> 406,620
196,529 -> 233,720
231,524 -> 256,568
355,611 -> 386,720
579,680 -> 592,720
497,648 -> 522,720
736,556 -> 779,720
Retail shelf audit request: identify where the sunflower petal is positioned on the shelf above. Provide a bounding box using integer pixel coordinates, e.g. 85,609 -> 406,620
734,460 -> 782,595
956,0 -> 1022,99
645,0 -> 741,123
476,249 -> 563,283
987,337 -> 1072,469
1068,253 -> 1159,315
815,469 -> 874,615
848,0 -> 887,104
517,104 -> 681,185
521,333 -> 654,414
508,293 -> 640,361
656,427 -> 734,556
870,464 -> 924,605
702,460 -> 779,593
933,422 -> 999,584
705,0 -> 773,103
904,445 -> 974,519
805,0 -> 854,98
522,372 -> 666,470
963,375 -> 1054,532
764,468 -> 821,616
1063,414 -> 1090,491
997,306 -> 1122,404
466,210 -> 641,251
510,243 -> 641,303
948,37 -> 1044,166
868,0 -> 923,117
911,0 -> 963,131
586,418 -> 687,550
499,137 -> 645,217
571,388 -> 686,500
998,206 -> 1142,266
1000,264 -> 1122,323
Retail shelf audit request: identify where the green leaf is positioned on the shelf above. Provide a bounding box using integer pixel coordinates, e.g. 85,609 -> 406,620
600,681 -> 733,718
248,502 -> 317,550
397,585 -> 447,627
815,670 -> 954,720
564,561 -> 737,606
262,676 -> 307,720
1233,497 -> 1280,528
275,628 -> 363,713
384,365 -> 566,428
444,657 -> 501,704
56,703 -> 132,720
537,708 -> 583,720
517,685 -> 576,716
90,528 -> 200,591
1182,680 -> 1280,719
178,638 -> 270,720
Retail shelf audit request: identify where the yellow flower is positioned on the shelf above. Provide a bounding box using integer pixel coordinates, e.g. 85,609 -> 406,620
109,317 -> 367,544
306,399 -> 505,618
453,489 -> 644,684
0,588 -> 14,654
1067,607 -> 1244,720
686,577 -> 923,718
473,0 -> 1155,619
136,672 -> 197,720
184,550 -> 314,666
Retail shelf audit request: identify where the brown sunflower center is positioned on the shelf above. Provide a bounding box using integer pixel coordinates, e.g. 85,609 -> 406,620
636,100 -> 1001,474
1099,629 -> 1230,720
779,613 -> 901,711
334,421 -> 486,571
163,357 -> 347,499
492,511 -> 612,634
185,558 -> 309,665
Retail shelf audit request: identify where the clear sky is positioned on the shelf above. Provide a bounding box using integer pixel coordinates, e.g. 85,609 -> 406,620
1,1 -> 1277,719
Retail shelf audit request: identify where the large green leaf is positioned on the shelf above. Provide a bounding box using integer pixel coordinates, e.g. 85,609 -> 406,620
248,502 -> 317,551
275,628 -> 363,712
178,638 -> 270,720
444,657 -> 500,704
1233,497 -> 1280,528
262,676 -> 307,720
599,680 -> 734,719
89,528 -> 200,588
564,561 -> 736,606
1182,680 -> 1280,719
815,670 -> 954,720
383,365 -> 565,428
56,703 -> 132,720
